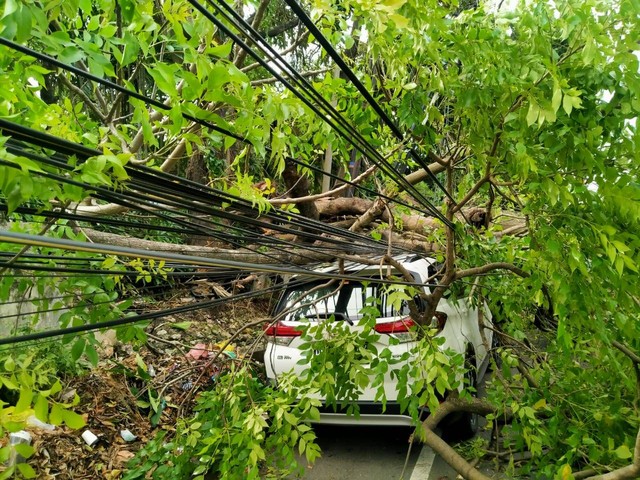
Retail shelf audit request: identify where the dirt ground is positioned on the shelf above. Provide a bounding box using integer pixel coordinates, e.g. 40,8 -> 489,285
20,291 -> 271,480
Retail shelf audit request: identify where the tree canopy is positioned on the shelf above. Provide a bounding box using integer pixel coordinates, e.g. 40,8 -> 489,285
0,0 -> 639,478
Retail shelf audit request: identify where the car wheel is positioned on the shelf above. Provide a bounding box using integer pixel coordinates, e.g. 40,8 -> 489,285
450,360 -> 479,440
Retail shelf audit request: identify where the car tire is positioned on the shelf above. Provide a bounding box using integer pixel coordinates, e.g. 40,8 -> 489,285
449,359 -> 479,440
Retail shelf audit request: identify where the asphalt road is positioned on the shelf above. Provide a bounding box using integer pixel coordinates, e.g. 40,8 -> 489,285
289,374 -> 497,480
291,425 -> 459,480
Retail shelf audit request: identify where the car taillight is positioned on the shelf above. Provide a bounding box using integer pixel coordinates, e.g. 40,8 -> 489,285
264,321 -> 302,346
375,318 -> 416,343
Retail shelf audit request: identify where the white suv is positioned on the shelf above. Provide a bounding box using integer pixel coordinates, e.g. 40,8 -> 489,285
264,255 -> 493,431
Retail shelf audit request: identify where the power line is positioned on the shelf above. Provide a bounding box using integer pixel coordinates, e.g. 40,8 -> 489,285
0,230 -> 437,289
0,37 -> 445,222
1,122 -> 404,255
188,0 -> 452,225
2,136 -> 406,264
280,0 -> 456,203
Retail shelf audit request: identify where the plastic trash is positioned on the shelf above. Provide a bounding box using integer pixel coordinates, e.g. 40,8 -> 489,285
213,342 -> 235,353
186,343 -> 209,360
81,430 -> 99,446
120,429 -> 137,442
26,415 -> 55,431
8,431 -> 32,465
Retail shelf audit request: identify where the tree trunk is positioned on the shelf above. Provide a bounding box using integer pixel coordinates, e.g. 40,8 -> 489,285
79,228 -> 333,264
282,160 -> 320,242
184,150 -> 212,247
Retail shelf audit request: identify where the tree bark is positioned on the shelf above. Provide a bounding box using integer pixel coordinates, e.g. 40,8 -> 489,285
585,428 -> 640,479
79,228 -> 332,264
282,160 -> 320,242
417,397 -> 508,480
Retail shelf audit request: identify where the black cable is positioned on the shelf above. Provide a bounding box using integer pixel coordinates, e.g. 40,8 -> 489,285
0,277 -> 299,346
2,125 -> 400,253
0,147 -> 365,259
0,38 -> 442,222
2,204 -> 201,237
0,230 -> 438,289
0,154 -> 392,266
0,297 -> 125,322
0,281 -> 207,308
2,133 -> 415,264
188,0 -> 452,224
281,0 -> 456,203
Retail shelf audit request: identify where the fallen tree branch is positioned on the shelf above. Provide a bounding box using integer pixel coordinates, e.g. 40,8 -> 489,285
250,67 -> 332,86
455,262 -> 530,280
79,228 -> 333,264
269,164 -> 377,205
585,428 -> 640,479
418,397 -> 512,480
612,341 -> 640,364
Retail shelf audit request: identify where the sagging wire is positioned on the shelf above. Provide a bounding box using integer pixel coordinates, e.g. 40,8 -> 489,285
0,155 -> 389,270
0,230 -> 438,289
188,0 -> 452,226
281,0 -> 457,204
0,146 -> 386,268
1,122 -> 411,259
0,37 -> 443,222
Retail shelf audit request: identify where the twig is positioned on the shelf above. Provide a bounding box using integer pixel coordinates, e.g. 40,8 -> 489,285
269,164 -> 377,205
250,67 -> 332,86
58,74 -> 107,121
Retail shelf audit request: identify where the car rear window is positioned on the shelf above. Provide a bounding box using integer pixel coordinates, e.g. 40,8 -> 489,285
278,280 -> 411,322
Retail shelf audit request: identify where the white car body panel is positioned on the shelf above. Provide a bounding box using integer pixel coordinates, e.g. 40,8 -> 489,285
264,255 -> 493,426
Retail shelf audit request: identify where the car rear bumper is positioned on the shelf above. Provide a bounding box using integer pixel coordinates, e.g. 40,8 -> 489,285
314,402 -> 427,427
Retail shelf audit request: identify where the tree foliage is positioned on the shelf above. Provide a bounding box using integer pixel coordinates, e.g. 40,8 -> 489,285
0,0 -> 639,478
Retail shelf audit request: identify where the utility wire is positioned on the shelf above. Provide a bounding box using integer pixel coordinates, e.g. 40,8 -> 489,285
0,230 -> 437,289
0,278 -> 299,346
0,153 -> 395,266
1,122 -> 404,255
0,37 -> 443,221
281,0 -> 456,203
189,0 -> 452,225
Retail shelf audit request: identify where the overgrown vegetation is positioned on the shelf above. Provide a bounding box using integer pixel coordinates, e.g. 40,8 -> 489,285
0,0 -> 639,478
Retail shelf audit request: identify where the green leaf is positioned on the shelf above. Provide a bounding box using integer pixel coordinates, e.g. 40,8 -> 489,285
207,42 -> 233,58
85,344 -> 99,366
0,376 -> 18,390
552,83 -> 562,113
582,36 -> 596,64
170,322 -> 192,331
34,395 -> 48,423
526,101 -> 539,126
118,0 -> 135,22
146,63 -> 179,97
298,437 -> 306,455
2,0 -> 18,17
58,46 -> 85,65
71,338 -> 86,362
3,356 -> 15,372
15,387 -> 33,413
13,443 -> 34,459
61,408 -> 86,429
381,0 -> 407,10
614,444 -> 632,459
49,404 -> 63,426
390,13 -> 409,28
16,463 -> 36,479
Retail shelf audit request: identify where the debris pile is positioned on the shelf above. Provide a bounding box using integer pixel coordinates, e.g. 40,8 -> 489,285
22,298 -> 270,479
